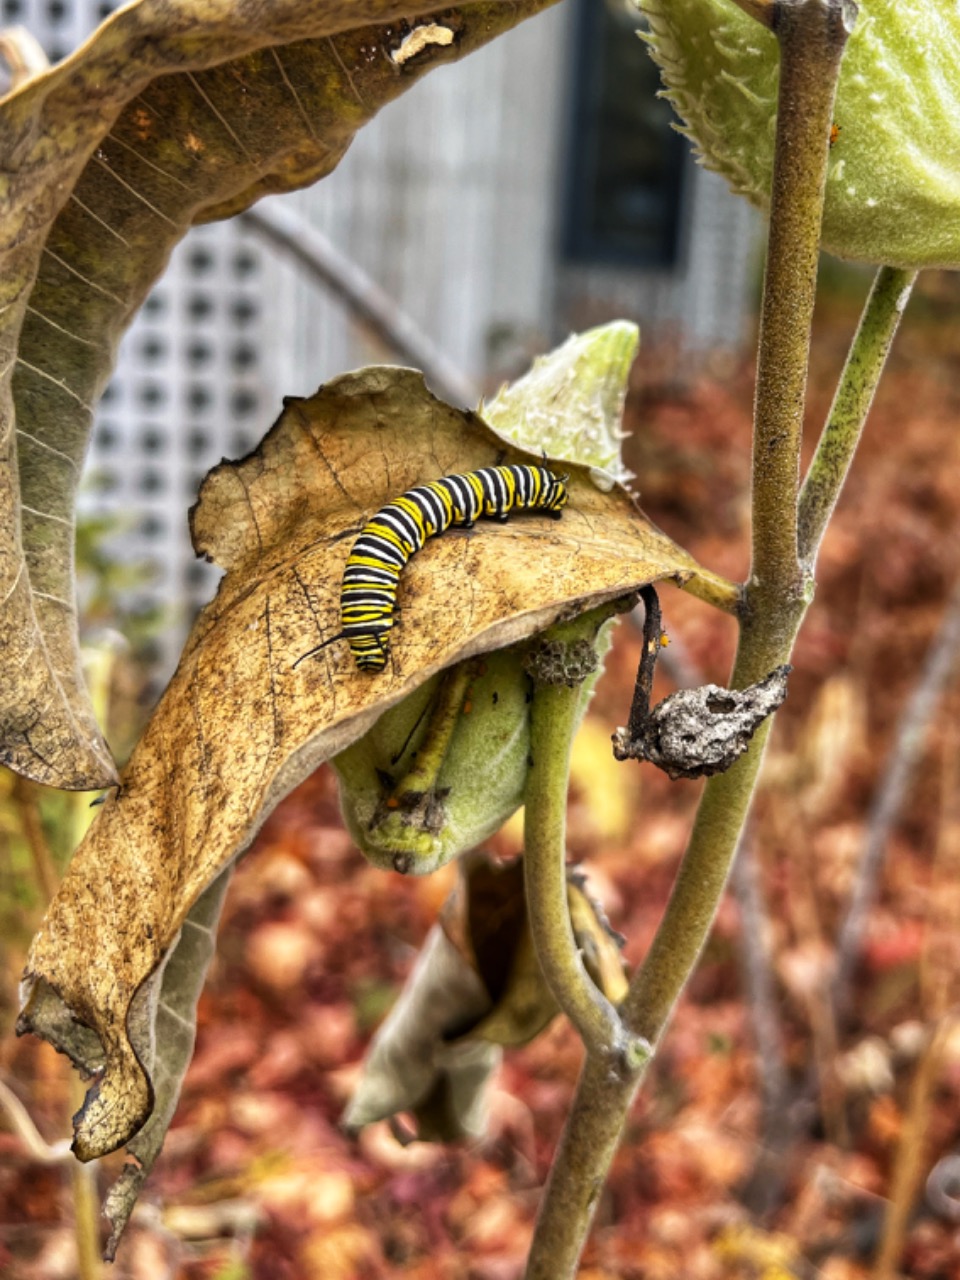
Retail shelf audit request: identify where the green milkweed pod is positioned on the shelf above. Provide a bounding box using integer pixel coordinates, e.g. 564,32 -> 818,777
641,0 -> 960,268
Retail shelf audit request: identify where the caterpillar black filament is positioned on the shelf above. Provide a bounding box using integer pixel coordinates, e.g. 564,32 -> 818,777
297,464 -> 569,672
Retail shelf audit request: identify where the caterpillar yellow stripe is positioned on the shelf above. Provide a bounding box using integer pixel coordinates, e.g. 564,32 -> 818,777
296,464 -> 568,672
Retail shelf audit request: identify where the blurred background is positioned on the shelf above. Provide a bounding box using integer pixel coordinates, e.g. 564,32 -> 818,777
4,0 -> 759,675
4,1 -> 960,1278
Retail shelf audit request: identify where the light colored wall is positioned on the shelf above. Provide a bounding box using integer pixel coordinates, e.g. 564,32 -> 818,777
267,3 -> 571,399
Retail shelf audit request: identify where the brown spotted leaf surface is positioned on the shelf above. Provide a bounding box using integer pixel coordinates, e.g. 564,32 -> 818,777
18,365 -> 703,1164
0,0 -> 558,791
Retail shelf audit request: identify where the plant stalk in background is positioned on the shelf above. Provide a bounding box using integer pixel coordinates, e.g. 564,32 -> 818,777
523,3 -> 880,1274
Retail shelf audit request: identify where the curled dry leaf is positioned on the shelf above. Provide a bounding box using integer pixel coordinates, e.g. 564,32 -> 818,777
101,866 -> 233,1260
613,665 -> 792,779
343,852 -> 627,1140
0,0 -> 557,789
18,365 -> 699,1165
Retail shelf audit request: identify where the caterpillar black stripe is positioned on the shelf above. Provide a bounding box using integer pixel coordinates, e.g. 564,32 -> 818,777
297,464 -> 569,672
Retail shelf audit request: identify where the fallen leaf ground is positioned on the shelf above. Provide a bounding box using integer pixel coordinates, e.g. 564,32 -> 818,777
4,275 -> 960,1278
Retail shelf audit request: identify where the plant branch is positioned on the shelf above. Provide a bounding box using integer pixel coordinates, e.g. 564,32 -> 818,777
525,6 -> 853,1275
626,0 -> 851,1040
523,658 -> 628,1060
0,1074 -> 71,1164
872,1016 -> 957,1280
750,0 -> 852,604
12,775 -> 59,902
798,265 -> 917,569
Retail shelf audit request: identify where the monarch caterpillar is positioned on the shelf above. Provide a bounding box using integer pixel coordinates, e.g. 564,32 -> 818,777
297,463 -> 569,672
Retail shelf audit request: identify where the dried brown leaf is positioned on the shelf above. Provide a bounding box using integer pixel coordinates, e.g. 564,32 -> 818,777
346,851 -> 628,1138
19,366 -> 699,1162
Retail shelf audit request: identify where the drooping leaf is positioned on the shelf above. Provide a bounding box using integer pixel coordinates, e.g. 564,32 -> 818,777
343,853 -> 627,1138
19,364 -> 702,1163
101,865 -> 233,1260
0,0 -> 559,789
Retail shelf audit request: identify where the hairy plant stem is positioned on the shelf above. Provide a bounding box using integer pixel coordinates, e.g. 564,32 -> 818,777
798,264 -> 916,568
681,564 -> 743,615
389,660 -> 474,799
523,618 -> 632,1060
524,5 -> 853,1276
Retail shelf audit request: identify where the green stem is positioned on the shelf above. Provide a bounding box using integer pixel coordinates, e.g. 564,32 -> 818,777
524,1052 -> 646,1280
524,6 -> 853,1277
750,0 -> 850,602
681,565 -> 743,616
622,625 -> 784,1037
524,675 -> 627,1059
798,265 -> 917,570
390,660 -> 473,798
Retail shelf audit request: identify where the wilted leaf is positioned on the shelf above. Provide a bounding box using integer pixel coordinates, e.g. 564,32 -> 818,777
101,865 -> 233,1259
342,919 -> 501,1143
330,322 -> 639,876
19,364 -> 699,1162
0,0 -> 558,788
344,852 -> 627,1138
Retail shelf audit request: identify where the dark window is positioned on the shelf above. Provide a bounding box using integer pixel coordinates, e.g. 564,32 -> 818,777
563,0 -> 687,267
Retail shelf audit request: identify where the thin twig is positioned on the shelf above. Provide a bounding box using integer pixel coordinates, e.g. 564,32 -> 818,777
240,201 -> 480,407
833,575 -> 960,1019
624,585 -> 663,741
12,775 -> 59,901
730,828 -> 791,1208
871,1017 -> 957,1280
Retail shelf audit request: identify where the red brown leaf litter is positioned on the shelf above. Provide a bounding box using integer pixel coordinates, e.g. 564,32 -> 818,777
5,282 -> 960,1277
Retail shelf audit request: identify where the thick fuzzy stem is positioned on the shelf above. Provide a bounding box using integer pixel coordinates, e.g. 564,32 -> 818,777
524,6 -> 854,1276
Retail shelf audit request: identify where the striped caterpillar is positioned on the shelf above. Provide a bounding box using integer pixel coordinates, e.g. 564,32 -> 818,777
297,463 -> 568,672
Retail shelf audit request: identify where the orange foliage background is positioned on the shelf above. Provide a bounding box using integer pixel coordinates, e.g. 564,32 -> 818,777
4,277 -> 960,1279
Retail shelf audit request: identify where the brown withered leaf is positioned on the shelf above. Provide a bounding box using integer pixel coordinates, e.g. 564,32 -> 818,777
101,865 -> 233,1260
19,365 -> 700,1163
344,852 -> 627,1140
342,920 -> 501,1143
0,0 -> 557,789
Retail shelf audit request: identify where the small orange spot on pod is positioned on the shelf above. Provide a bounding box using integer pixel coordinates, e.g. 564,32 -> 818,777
386,797 -> 400,809
829,123 -> 841,147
